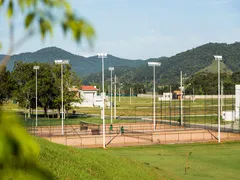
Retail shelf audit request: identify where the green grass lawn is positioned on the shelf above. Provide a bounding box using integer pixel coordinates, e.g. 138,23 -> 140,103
3,97 -> 237,127
35,138 -> 172,180
107,141 -> 240,180
25,139 -> 240,180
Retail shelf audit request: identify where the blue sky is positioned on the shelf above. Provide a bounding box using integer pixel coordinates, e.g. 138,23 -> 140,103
1,0 -> 240,59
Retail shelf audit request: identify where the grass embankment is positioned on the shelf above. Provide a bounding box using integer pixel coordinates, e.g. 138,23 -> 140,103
108,141 -> 240,180
37,139 -> 240,180
36,138 -> 171,180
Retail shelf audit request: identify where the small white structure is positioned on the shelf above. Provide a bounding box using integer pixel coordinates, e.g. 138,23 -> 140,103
71,86 -> 104,107
222,85 -> 240,121
158,92 -> 172,101
222,111 -> 235,121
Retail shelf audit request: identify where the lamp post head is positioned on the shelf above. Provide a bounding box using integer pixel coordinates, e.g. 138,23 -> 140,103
148,62 -> 161,67
214,55 -> 222,61
109,67 -> 114,71
97,53 -> 107,58
54,60 -> 69,64
33,66 -> 40,70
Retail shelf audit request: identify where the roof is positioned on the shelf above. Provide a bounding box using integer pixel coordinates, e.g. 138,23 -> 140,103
81,85 -> 98,91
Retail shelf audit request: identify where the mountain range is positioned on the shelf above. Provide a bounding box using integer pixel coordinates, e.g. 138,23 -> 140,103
1,42 -> 240,85
0,47 -> 145,77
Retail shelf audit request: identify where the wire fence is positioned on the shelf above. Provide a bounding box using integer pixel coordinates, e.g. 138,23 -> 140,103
24,95 -> 240,147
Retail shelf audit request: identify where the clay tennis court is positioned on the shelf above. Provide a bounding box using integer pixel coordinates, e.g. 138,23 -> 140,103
30,122 -> 240,148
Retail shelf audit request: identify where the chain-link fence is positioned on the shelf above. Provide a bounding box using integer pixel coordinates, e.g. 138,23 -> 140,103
24,95 -> 240,147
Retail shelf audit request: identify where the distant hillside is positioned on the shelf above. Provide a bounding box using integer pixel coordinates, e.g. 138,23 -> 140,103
198,60 -> 232,74
0,47 -> 145,77
84,42 -> 240,85
2,42 -> 240,85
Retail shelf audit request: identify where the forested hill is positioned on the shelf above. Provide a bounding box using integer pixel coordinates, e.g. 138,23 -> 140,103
2,42 -> 240,85
84,42 -> 240,85
0,47 -> 145,77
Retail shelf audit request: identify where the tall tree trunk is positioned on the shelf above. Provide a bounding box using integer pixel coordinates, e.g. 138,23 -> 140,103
44,106 -> 47,118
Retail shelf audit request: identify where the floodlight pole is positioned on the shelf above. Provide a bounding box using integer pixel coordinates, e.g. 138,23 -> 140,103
130,88 -> 131,104
54,60 -> 69,135
148,62 -> 161,131
114,75 -> 117,119
221,81 -> 223,115
119,87 -> 121,102
153,65 -> 156,130
214,55 -> 222,143
180,71 -> 183,126
192,87 -> 195,103
109,67 -> 114,124
119,83 -> 122,102
98,53 -> 107,149
34,66 -> 40,127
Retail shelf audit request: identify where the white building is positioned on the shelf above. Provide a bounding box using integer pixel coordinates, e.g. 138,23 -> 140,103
158,92 -> 172,101
222,85 -> 239,121
71,85 -> 104,107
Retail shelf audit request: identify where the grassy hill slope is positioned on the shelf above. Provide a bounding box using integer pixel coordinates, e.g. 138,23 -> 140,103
36,138 -> 171,180
198,60 -> 232,74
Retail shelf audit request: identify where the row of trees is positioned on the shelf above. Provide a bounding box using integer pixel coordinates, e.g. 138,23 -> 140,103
157,72 -> 240,95
0,61 -> 81,118
89,71 -> 240,96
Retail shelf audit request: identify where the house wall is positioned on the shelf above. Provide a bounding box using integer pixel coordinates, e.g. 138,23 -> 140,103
72,90 -> 104,108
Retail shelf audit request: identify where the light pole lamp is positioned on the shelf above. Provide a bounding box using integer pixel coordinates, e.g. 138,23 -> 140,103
180,71 -> 183,126
33,66 -> 40,127
119,83 -> 123,102
97,53 -> 107,149
148,62 -> 161,131
109,67 -> 114,125
114,74 -> 117,119
214,55 -> 222,143
54,59 -> 69,136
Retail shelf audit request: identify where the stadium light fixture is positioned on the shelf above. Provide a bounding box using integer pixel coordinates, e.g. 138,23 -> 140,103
148,61 -> 161,131
214,55 -> 222,143
54,59 -> 69,135
98,53 -> 107,149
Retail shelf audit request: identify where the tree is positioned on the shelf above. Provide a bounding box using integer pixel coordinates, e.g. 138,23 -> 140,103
52,63 -> 81,118
11,61 -> 81,118
0,65 -> 13,104
11,61 -> 36,117
37,63 -> 58,117
232,72 -> 240,84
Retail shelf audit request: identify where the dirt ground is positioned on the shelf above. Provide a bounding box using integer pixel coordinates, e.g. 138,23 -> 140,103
32,122 -> 240,148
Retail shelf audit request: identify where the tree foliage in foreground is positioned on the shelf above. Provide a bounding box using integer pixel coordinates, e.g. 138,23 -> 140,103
0,111 -> 53,179
0,0 -> 94,179
0,0 -> 95,44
